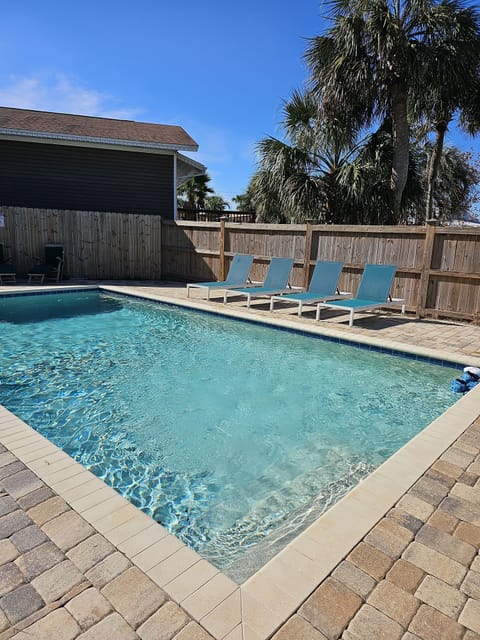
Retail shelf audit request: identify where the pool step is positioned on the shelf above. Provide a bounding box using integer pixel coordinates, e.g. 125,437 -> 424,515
203,455 -> 375,582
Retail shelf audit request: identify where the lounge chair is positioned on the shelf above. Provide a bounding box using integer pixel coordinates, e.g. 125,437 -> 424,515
224,257 -> 295,307
0,243 -> 16,285
28,244 -> 64,285
316,264 -> 406,326
186,254 -> 254,300
269,260 -> 350,316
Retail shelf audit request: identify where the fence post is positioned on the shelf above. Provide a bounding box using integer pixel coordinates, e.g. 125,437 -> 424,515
303,221 -> 314,289
417,221 -> 437,318
219,218 -> 226,281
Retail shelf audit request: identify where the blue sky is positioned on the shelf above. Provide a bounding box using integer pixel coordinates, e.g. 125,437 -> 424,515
2,1 -> 479,207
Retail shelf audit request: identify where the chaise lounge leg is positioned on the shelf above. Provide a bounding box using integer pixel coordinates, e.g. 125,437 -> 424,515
349,310 -> 354,327
28,274 -> 45,285
270,298 -> 274,312
316,305 -> 321,321
298,301 -> 303,317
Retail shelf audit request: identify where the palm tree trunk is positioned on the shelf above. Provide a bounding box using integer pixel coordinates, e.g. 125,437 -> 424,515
323,177 -> 336,224
425,121 -> 448,222
390,82 -> 410,221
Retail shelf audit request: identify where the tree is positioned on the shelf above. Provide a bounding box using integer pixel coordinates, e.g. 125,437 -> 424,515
251,91 -> 423,224
415,2 -> 480,220
251,90 -> 478,225
417,146 -> 480,223
177,174 -> 214,210
305,0 -> 479,220
251,91 -> 367,223
204,195 -> 229,211
232,187 -> 256,212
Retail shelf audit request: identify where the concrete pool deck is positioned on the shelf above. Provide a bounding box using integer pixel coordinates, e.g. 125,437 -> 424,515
0,281 -> 480,639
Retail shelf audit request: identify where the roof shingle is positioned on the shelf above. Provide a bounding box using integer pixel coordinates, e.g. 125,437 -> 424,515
0,106 -> 198,150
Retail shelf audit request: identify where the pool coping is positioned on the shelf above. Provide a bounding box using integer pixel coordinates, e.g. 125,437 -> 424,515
1,283 -> 480,639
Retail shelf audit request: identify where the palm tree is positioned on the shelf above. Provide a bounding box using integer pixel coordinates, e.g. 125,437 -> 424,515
251,89 -> 479,225
249,171 -> 287,223
205,195 -> 229,211
252,91 -> 424,224
232,187 -> 256,212
253,91 -> 368,223
417,145 -> 480,223
177,174 -> 214,210
338,122 -> 425,224
415,2 -> 480,220
305,0 -> 479,220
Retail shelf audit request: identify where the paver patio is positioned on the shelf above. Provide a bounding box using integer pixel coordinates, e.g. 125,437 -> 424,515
0,281 -> 479,639
0,443 -> 213,640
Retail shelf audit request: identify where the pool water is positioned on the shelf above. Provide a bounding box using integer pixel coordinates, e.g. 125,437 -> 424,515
0,290 -> 457,581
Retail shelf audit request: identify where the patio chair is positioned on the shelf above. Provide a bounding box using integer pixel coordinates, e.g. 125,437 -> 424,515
0,243 -> 16,285
223,257 -> 295,307
186,254 -> 254,300
316,263 -> 406,326
269,260 -> 350,316
28,244 -> 64,285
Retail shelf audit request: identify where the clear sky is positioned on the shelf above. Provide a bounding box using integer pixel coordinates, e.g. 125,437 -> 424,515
1,0 -> 479,207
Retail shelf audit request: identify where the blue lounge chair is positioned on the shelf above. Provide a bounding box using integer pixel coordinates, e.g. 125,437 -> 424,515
316,264 -> 405,326
186,254 -> 254,300
223,257 -> 295,307
269,260 -> 350,316
0,243 -> 16,285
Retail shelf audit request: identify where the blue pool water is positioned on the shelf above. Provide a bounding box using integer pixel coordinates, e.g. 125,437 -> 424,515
0,290 -> 457,581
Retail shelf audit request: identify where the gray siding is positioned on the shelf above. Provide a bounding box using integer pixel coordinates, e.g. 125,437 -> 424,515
0,140 -> 174,217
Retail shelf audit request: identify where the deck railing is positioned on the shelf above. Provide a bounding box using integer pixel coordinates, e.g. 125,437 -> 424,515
177,208 -> 255,223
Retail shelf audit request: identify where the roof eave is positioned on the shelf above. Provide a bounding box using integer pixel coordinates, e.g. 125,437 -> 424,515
0,128 -> 199,152
176,152 -> 207,186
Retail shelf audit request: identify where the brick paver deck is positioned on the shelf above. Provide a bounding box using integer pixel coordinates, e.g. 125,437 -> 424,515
272,417 -> 480,640
1,282 -> 480,639
0,444 -> 213,640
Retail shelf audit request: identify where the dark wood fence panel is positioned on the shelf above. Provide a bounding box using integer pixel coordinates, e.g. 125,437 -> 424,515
1,206 -> 479,322
161,221 -> 222,281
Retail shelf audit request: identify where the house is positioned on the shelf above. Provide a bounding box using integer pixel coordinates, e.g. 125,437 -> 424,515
0,106 -> 205,218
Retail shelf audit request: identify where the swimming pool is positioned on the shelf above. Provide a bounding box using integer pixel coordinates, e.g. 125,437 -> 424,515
0,290 -> 458,581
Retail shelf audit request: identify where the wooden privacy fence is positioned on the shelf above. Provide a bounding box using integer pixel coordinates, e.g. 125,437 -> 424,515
0,206 -> 479,322
162,220 -> 480,323
0,206 -> 163,280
